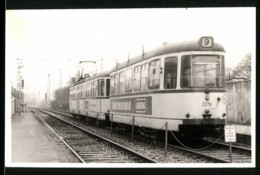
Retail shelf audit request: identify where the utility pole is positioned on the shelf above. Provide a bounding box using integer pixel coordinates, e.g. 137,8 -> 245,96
17,58 -> 24,116
59,69 -> 62,111
48,74 -> 50,109
100,58 -> 103,73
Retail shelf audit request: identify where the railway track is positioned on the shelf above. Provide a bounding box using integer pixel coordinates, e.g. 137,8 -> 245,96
165,136 -> 252,163
34,108 -> 252,163
32,109 -> 156,163
200,139 -> 251,163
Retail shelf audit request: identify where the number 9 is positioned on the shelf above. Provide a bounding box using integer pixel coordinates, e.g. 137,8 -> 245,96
201,37 -> 213,48
204,39 -> 209,45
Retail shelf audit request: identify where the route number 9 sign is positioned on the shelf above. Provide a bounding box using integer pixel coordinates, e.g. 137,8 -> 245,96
201,37 -> 214,48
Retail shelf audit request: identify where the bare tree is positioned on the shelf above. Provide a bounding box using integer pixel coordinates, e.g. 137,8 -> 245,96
226,53 -> 251,80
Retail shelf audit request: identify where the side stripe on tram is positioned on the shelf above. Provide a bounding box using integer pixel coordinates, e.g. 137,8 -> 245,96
110,89 -> 226,98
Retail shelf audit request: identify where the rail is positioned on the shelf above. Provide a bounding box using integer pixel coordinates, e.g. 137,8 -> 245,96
36,108 -> 157,163
41,108 -> 234,162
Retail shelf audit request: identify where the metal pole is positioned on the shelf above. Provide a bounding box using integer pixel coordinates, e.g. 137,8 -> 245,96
99,80 -> 101,125
18,86 -> 20,116
165,122 -> 168,157
59,69 -> 62,111
48,74 -> 50,109
110,114 -> 113,137
17,59 -> 23,116
229,141 -> 232,163
96,113 -> 99,133
131,116 -> 135,142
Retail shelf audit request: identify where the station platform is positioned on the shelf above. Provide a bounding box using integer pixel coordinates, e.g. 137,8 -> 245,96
11,112 -> 79,163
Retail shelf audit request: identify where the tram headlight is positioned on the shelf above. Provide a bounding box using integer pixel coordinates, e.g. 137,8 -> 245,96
205,109 -> 210,114
185,113 -> 190,118
203,110 -> 211,118
222,113 -> 226,118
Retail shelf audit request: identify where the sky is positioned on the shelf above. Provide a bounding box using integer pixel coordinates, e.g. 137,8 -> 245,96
6,8 -> 255,100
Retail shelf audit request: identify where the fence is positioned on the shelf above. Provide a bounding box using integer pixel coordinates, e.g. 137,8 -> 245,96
226,80 -> 251,125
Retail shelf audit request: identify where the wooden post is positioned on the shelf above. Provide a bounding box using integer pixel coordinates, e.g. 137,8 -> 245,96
110,114 -> 113,137
229,141 -> 233,163
131,116 -> 135,142
165,122 -> 168,157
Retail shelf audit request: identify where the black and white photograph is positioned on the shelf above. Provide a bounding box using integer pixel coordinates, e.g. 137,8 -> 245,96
5,7 -> 255,168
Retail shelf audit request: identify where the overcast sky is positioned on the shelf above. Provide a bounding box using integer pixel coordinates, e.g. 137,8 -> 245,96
6,8 -> 255,99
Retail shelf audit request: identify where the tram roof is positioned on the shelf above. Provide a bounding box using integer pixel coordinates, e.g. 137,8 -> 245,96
111,39 -> 225,72
71,70 -> 110,87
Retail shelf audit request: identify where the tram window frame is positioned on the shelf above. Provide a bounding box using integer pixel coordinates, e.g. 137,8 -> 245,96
87,83 -> 90,97
164,57 -> 178,89
97,79 -> 105,97
114,73 -> 119,95
125,68 -> 133,93
94,80 -> 97,97
119,71 -> 125,94
91,81 -> 94,97
220,56 -> 225,87
110,75 -> 115,95
83,84 -> 87,98
106,79 -> 110,96
181,55 -> 225,88
181,55 -> 192,88
80,85 -> 83,98
134,65 -> 141,92
141,63 -> 148,91
148,59 -> 161,89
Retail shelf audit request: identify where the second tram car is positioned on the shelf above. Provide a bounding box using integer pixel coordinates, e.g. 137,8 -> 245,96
109,37 -> 227,135
69,71 -> 110,122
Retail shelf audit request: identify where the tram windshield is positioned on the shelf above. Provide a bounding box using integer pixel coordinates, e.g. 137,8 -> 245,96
181,55 -> 225,88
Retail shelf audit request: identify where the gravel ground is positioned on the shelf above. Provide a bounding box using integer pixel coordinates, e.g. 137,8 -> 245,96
34,113 -> 80,163
37,113 -> 149,163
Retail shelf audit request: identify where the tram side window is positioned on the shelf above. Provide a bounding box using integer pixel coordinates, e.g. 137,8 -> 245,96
110,75 -> 115,95
134,65 -> 141,92
98,79 -> 105,96
181,55 -> 191,88
141,63 -> 148,91
87,83 -> 90,97
119,71 -> 125,94
220,56 -> 225,87
94,81 -> 97,97
90,82 -> 93,97
91,81 -> 96,97
148,59 -> 161,89
83,84 -> 87,98
125,68 -> 133,93
80,86 -> 83,98
77,86 -> 80,99
164,57 -> 178,89
114,73 -> 119,95
106,79 -> 110,96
